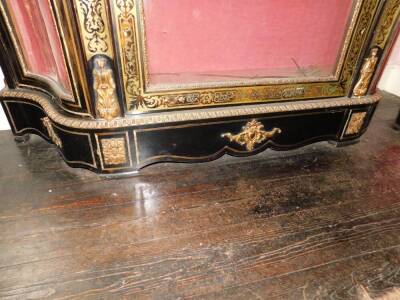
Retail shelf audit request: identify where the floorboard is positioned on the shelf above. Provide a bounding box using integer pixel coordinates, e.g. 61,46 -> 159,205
0,93 -> 400,299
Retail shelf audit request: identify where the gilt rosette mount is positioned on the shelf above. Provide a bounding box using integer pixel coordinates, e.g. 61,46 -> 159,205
0,0 -> 399,175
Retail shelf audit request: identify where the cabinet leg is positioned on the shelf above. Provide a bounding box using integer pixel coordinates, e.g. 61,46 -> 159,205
329,139 -> 360,147
14,134 -> 30,144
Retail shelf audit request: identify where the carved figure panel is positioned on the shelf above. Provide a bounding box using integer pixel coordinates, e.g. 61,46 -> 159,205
353,48 -> 379,97
92,57 -> 121,120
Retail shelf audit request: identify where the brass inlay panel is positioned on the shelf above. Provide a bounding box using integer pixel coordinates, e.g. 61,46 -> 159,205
114,0 -> 142,110
0,90 -> 381,129
345,112 -> 367,135
100,137 -> 127,165
340,0 -> 379,91
353,48 -> 379,97
41,117 -> 63,148
222,120 -> 281,151
74,0 -> 113,59
372,0 -> 400,48
137,83 -> 345,111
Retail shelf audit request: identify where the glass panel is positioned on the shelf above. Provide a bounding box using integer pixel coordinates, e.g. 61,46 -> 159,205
143,0 -> 355,89
6,0 -> 71,95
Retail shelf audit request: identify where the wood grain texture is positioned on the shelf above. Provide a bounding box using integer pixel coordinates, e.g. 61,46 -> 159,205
0,93 -> 400,299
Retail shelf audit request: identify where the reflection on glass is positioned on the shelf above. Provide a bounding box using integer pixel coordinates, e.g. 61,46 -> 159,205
143,0 -> 355,88
6,0 -> 71,95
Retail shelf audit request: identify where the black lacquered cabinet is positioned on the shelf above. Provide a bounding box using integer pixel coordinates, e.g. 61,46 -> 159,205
0,0 -> 399,175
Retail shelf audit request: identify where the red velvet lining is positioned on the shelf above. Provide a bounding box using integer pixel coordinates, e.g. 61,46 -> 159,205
144,0 -> 354,85
7,0 -> 71,93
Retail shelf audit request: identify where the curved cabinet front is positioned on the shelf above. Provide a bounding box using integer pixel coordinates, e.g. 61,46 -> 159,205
0,89 -> 379,175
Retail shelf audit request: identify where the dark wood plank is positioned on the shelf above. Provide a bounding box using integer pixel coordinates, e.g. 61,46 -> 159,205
0,93 -> 400,299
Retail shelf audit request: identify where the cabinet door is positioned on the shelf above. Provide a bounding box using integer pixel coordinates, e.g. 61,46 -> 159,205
142,0 -> 354,89
5,0 -> 71,97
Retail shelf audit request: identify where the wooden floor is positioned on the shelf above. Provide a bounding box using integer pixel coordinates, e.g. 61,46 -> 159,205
1,94 -> 400,300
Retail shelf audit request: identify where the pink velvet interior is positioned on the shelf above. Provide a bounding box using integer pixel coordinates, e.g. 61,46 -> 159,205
144,0 -> 354,86
7,0 -> 71,93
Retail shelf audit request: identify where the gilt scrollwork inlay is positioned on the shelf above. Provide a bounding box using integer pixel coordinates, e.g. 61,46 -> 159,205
353,48 -> 379,97
100,138 -> 127,165
41,117 -> 62,148
340,0 -> 379,91
116,0 -> 141,109
93,57 -> 121,120
75,0 -> 114,60
139,91 -> 236,109
345,112 -> 367,135
372,0 -> 400,48
79,0 -> 109,54
222,120 -> 282,151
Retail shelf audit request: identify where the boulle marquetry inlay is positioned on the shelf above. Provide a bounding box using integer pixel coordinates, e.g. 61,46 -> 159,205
115,0 -> 142,110
140,91 -> 237,109
76,0 -> 113,59
340,0 -> 379,91
372,0 -> 400,48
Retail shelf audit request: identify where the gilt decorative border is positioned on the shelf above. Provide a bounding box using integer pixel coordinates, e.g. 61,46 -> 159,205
340,0 -> 379,91
113,0 -> 142,110
121,0 -> 381,111
0,89 -> 381,130
372,0 -> 400,48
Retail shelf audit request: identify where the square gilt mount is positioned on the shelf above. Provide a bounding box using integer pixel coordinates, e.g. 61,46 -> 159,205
100,138 -> 127,165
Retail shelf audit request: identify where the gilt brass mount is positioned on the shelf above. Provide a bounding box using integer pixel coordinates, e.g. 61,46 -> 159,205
222,120 -> 281,151
353,48 -> 379,97
41,117 -> 62,148
100,138 -> 127,165
92,57 -> 121,120
345,112 -> 367,135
